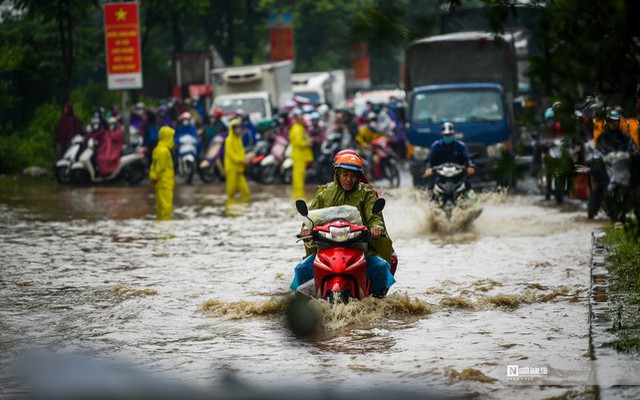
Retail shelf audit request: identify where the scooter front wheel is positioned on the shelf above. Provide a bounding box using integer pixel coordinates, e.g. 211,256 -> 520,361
55,166 -> 71,184
125,162 -> 146,185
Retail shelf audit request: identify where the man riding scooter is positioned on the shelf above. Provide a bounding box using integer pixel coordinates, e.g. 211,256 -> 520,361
423,122 -> 476,192
290,152 -> 396,298
588,110 -> 637,219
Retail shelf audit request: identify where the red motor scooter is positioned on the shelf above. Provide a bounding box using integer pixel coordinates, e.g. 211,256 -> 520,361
294,198 -> 386,304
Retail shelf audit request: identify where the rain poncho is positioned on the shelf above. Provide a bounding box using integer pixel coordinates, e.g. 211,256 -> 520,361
96,127 -> 124,176
289,121 -> 314,197
149,126 -> 175,220
305,171 -> 393,264
224,120 -> 250,201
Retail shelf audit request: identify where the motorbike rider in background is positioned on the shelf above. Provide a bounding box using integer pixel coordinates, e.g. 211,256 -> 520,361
56,103 -> 83,160
588,110 -> 637,219
355,113 -> 385,166
290,152 -> 396,298
308,111 -> 326,160
174,111 -> 202,160
423,122 -> 476,191
334,108 -> 358,149
204,107 -> 228,150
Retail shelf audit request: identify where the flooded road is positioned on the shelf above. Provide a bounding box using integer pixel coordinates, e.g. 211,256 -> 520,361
0,176 -> 604,399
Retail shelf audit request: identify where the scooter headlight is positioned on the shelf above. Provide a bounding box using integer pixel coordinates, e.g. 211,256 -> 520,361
318,227 -> 362,242
487,142 -> 506,158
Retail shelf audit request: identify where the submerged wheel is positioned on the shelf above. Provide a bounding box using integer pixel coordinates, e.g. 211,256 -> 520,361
198,165 -> 218,183
323,290 -> 352,305
126,162 -> 146,185
55,167 -> 71,184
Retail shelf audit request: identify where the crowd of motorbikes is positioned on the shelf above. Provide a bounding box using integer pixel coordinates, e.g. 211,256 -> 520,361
55,106 -> 404,189
532,100 -> 640,224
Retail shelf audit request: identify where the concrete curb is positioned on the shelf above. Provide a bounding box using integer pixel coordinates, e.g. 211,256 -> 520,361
589,230 -> 640,399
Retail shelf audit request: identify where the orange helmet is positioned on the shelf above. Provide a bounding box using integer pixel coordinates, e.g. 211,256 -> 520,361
334,149 -> 359,163
334,152 -> 363,173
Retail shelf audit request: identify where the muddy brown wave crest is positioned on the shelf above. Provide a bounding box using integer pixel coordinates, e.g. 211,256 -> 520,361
437,286 -> 583,311
201,298 -> 287,319
112,284 -> 158,297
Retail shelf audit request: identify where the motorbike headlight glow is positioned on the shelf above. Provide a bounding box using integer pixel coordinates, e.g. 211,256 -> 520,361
317,226 -> 362,242
439,166 -> 462,178
413,146 -> 430,161
486,142 -> 506,159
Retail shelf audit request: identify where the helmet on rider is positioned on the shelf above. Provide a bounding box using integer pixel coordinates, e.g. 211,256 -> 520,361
310,111 -> 320,121
544,108 -> 555,120
179,112 -> 191,121
441,122 -> 456,144
212,107 -> 223,117
334,152 -> 363,173
334,149 -> 359,163
606,110 -> 621,121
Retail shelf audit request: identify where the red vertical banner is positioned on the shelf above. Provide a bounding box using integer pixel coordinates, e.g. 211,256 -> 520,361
269,13 -> 294,62
104,2 -> 143,90
270,28 -> 294,61
351,42 -> 371,89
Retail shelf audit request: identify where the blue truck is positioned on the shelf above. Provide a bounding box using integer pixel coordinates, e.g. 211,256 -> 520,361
405,31 -> 520,187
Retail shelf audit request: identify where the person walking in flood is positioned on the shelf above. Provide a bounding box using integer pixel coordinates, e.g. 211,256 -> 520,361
224,119 -> 251,203
289,109 -> 314,199
149,126 -> 176,220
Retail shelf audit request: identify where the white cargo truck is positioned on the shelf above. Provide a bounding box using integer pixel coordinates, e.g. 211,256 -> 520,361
292,70 -> 346,109
210,61 -> 293,122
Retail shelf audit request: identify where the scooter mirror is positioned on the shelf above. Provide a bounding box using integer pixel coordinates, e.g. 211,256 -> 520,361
295,199 -> 309,216
372,198 -> 386,214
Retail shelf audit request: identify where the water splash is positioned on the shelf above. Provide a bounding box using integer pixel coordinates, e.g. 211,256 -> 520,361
444,367 -> 498,383
310,294 -> 434,331
201,298 -> 287,319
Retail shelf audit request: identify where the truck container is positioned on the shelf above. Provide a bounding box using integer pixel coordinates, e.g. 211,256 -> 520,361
292,70 -> 346,109
210,61 -> 293,123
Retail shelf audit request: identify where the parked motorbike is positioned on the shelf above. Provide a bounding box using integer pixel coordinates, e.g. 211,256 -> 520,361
246,135 -> 275,183
198,133 -> 226,183
248,133 -> 289,185
293,198 -> 386,304
587,151 -> 633,222
55,134 -> 84,184
176,135 -> 199,184
368,136 -> 400,188
281,131 -> 343,185
69,137 -> 146,185
431,162 -> 468,220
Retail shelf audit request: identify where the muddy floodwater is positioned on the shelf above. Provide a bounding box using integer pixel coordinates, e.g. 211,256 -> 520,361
0,176 -> 605,399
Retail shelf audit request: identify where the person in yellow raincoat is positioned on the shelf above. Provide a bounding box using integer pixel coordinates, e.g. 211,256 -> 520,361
289,109 -> 314,198
149,126 -> 176,220
224,119 -> 251,202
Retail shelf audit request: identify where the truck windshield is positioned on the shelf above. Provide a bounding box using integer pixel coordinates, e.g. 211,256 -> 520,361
411,89 -> 503,124
216,98 -> 266,117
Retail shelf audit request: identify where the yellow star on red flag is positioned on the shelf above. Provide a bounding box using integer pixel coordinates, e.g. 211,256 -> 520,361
115,8 -> 127,21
